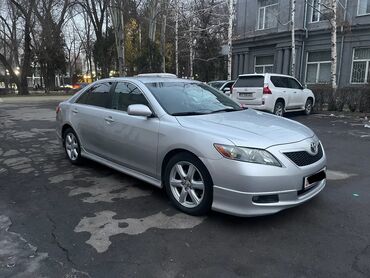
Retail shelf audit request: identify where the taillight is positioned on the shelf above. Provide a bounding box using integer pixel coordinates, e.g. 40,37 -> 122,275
263,86 -> 272,94
56,105 -> 61,114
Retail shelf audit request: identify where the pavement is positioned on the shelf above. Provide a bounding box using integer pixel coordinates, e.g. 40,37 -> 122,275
0,96 -> 370,278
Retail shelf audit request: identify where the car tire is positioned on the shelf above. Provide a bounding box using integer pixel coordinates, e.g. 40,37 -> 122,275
63,128 -> 83,165
273,101 -> 285,117
164,152 -> 213,216
304,98 -> 313,115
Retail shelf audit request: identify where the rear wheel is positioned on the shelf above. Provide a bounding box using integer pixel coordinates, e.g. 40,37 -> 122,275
63,128 -> 83,165
304,98 -> 313,115
273,101 -> 284,117
164,153 -> 213,216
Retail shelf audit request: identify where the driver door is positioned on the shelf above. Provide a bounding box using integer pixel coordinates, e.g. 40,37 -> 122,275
103,82 -> 159,177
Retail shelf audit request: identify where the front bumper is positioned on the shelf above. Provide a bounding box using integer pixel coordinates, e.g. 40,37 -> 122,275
212,178 -> 325,217
201,138 -> 327,216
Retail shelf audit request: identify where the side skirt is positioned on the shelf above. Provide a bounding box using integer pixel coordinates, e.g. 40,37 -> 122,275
81,150 -> 163,188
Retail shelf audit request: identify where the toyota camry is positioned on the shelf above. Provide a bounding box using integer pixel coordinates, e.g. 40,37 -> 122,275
56,74 -> 326,217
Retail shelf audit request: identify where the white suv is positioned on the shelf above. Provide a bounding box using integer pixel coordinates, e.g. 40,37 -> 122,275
231,73 -> 315,116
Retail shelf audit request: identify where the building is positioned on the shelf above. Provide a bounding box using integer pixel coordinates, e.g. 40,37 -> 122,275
232,0 -> 370,87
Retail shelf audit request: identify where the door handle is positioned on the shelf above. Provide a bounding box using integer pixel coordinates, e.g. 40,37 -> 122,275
105,116 -> 115,123
72,108 -> 78,114
293,91 -> 297,93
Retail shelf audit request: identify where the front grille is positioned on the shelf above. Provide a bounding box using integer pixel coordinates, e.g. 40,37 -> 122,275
284,144 -> 323,167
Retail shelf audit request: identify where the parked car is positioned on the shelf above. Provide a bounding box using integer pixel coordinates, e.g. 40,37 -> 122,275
56,74 -> 326,217
231,73 -> 315,116
208,80 -> 235,96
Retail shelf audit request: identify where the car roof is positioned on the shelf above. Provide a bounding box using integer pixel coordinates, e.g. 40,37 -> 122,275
209,80 -> 235,83
238,73 -> 294,78
93,76 -> 200,85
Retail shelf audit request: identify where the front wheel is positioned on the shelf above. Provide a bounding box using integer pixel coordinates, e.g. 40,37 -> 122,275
164,153 -> 213,216
304,99 -> 313,115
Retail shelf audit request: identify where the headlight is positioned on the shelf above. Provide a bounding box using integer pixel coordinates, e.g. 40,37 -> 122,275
214,144 -> 282,167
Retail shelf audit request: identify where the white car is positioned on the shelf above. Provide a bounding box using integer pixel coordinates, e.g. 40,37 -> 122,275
231,74 -> 315,116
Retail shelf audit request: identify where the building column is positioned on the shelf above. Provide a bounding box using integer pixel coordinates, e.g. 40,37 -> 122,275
276,49 -> 284,74
238,54 -> 244,75
243,52 -> 250,74
232,54 -> 239,79
282,48 -> 291,75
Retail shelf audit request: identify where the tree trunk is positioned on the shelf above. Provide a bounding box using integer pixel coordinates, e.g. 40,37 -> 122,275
19,19 -> 32,95
160,0 -> 167,72
227,0 -> 234,80
175,0 -> 179,76
148,0 -> 159,42
330,0 -> 337,90
110,0 -> 125,76
189,23 -> 194,79
0,53 -> 23,94
291,0 -> 296,77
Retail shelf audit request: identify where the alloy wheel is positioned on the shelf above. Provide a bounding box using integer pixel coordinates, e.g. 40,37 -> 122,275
169,162 -> 205,208
65,132 -> 79,161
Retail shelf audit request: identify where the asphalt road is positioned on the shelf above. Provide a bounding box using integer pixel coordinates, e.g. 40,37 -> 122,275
0,97 -> 369,278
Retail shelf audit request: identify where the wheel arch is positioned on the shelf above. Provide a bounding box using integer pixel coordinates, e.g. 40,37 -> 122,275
161,148 -> 213,185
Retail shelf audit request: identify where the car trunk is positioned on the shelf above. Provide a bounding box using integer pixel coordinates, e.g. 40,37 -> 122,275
232,75 -> 264,105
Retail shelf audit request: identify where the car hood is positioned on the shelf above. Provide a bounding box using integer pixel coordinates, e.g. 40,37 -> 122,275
176,109 -> 315,149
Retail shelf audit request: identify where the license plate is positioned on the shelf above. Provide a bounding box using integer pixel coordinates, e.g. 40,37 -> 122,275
304,169 -> 326,190
239,93 -> 253,97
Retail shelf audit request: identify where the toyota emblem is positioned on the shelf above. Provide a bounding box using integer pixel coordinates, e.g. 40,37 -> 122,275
310,142 -> 318,154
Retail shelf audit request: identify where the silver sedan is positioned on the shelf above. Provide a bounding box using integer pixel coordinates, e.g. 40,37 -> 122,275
56,75 -> 327,217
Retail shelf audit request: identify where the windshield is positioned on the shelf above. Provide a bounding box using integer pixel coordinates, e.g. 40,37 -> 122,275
145,82 -> 242,116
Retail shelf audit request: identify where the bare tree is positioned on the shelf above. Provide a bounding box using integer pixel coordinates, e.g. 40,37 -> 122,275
227,0 -> 234,80
110,0 -> 126,76
160,0 -> 168,72
0,0 -> 36,95
174,0 -> 179,76
291,0 -> 296,77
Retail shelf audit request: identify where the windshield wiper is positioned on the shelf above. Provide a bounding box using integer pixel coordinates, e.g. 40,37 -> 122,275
172,111 -> 207,116
209,108 -> 241,114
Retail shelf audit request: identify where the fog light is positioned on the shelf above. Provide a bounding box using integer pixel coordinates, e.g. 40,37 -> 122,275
252,194 -> 279,203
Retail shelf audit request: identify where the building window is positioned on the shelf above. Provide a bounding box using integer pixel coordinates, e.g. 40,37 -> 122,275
351,48 -> 370,84
255,56 -> 274,73
310,0 -> 331,22
358,0 -> 370,15
257,0 -> 278,30
306,51 -> 331,84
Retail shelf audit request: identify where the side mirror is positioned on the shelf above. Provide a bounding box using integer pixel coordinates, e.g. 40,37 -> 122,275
127,104 -> 152,117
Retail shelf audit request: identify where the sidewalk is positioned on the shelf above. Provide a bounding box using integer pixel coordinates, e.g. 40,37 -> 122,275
0,95 -> 71,103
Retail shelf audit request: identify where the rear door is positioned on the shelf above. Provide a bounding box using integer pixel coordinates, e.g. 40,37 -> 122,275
270,76 -> 295,108
287,78 -> 305,108
71,82 -> 114,157
232,75 -> 264,105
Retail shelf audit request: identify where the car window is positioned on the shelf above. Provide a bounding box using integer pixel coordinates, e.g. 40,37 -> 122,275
112,82 -> 150,112
288,78 -> 303,89
224,82 -> 234,89
270,76 -> 288,88
76,82 -> 113,108
234,76 -> 264,87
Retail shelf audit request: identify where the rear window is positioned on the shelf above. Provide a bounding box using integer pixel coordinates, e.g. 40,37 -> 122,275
234,76 -> 264,87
